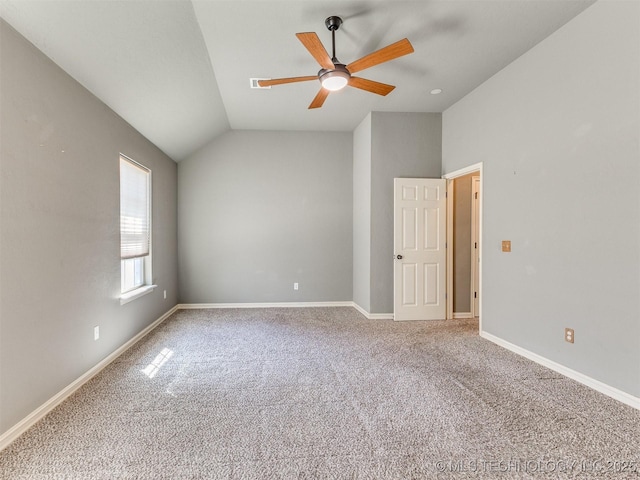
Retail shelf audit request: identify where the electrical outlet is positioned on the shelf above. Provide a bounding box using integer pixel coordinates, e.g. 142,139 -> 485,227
94,326 -> 100,341
565,328 -> 574,344
294,282 -> 299,291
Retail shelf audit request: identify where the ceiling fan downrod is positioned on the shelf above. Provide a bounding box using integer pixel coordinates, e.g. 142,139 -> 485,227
319,16 -> 350,91
325,16 -> 343,63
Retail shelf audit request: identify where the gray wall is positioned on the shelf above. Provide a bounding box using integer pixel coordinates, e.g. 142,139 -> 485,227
442,1 -> 640,397
453,173 -> 473,314
370,112 -> 442,314
178,130 -> 353,304
352,114 -> 372,312
0,21 -> 178,435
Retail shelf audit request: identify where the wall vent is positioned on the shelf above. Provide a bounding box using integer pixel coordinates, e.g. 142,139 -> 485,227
250,78 -> 271,89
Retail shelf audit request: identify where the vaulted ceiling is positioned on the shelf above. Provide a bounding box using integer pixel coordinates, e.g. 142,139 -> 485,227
0,0 -> 596,161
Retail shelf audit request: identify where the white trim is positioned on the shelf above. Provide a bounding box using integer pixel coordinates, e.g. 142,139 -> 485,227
471,176 -> 480,317
443,162 -> 483,179
481,331 -> 640,411
368,313 -> 394,320
352,302 -> 394,320
180,301 -> 394,320
120,284 -> 157,305
453,312 -> 473,319
0,305 -> 179,452
178,301 -> 354,310
445,180 -> 454,320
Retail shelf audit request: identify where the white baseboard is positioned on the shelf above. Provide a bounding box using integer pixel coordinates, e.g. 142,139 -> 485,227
481,331 -> 640,410
178,301 -> 354,310
351,302 -> 394,320
180,301 -> 395,320
0,305 -> 179,452
453,312 -> 473,319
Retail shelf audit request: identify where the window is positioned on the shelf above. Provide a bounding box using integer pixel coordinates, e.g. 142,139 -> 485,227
120,155 -> 152,298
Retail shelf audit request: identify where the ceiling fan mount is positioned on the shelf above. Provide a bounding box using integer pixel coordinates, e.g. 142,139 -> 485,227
323,15 -> 344,65
324,15 -> 343,32
257,15 -> 414,109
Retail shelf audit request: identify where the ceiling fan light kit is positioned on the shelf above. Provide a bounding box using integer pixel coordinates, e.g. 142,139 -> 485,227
257,15 -> 414,109
319,64 -> 350,91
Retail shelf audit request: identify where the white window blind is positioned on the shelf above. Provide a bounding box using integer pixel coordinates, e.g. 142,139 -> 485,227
120,156 -> 150,260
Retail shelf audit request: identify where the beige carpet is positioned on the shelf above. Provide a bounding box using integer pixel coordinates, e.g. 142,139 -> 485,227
1,307 -> 638,479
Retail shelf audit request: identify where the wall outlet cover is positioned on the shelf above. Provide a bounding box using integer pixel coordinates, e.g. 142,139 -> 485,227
565,327 -> 574,344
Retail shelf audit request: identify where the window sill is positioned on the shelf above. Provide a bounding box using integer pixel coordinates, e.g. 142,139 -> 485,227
120,285 -> 157,305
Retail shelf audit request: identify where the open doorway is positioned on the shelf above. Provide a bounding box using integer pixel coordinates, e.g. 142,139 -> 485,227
444,163 -> 482,330
450,173 -> 479,318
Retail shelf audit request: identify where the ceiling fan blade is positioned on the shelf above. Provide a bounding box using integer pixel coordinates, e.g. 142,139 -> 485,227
309,88 -> 330,109
349,77 -> 395,96
296,32 -> 335,70
346,38 -> 414,74
258,76 -> 318,87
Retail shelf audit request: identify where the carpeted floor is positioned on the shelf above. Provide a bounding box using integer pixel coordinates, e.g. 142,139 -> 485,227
1,307 -> 638,479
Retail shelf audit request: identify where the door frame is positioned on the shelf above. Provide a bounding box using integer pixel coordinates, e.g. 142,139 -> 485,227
443,162 -> 483,332
471,176 -> 480,317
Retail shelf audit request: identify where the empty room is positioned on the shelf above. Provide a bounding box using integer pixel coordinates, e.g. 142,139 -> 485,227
1,0 -> 638,478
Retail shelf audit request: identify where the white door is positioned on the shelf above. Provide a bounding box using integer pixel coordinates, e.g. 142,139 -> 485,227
393,178 -> 447,321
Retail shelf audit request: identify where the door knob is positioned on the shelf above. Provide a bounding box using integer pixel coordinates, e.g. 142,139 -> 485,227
396,254 -> 403,260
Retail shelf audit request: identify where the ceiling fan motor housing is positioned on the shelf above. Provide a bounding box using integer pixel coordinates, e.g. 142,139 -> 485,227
318,63 -> 350,78
318,63 -> 351,91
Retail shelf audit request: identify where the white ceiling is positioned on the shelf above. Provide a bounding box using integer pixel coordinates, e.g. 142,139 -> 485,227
0,0 -> 596,161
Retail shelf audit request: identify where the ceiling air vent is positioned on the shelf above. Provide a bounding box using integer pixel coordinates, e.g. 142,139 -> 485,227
250,78 -> 271,89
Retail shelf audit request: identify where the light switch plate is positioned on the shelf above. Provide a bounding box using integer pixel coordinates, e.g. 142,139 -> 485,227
502,240 -> 511,252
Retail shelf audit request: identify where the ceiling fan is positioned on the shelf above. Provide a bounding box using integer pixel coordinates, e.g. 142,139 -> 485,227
258,16 -> 414,109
